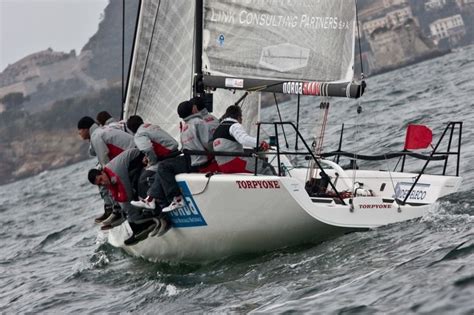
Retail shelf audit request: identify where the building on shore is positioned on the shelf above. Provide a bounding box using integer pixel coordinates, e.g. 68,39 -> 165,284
0,48 -> 107,110
368,18 -> 434,71
429,14 -> 466,47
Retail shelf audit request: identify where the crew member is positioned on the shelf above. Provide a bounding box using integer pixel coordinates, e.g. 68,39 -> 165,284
77,116 -> 135,167
153,100 -> 215,213
77,116 -> 135,226
87,149 -> 168,246
190,96 -> 219,144
126,115 -> 180,210
96,111 -> 132,134
212,105 -> 274,175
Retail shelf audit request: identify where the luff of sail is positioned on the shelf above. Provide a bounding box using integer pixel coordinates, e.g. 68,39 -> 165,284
202,0 -> 363,98
124,0 -> 196,138
124,0 -> 259,137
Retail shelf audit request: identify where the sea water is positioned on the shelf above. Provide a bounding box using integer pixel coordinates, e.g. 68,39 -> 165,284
0,46 -> 473,313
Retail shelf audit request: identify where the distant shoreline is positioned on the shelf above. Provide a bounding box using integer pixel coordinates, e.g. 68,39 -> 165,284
368,49 -> 452,77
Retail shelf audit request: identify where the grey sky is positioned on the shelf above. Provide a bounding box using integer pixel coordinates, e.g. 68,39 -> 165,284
0,0 -> 108,72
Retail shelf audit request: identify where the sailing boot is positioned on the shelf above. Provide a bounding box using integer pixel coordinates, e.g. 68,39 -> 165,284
95,205 -> 113,224
101,212 -> 125,230
124,221 -> 157,246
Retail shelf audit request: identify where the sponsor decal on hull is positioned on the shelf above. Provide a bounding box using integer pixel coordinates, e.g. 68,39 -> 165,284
352,197 -> 393,211
393,182 -> 430,201
168,181 -> 207,228
236,180 -> 281,189
358,204 -> 392,209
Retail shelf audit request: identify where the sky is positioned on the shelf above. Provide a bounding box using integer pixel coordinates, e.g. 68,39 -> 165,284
0,0 -> 108,72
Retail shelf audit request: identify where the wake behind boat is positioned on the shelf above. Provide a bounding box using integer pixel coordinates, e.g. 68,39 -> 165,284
105,0 -> 463,262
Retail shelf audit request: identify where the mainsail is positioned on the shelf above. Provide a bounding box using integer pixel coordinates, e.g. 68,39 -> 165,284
201,0 -> 361,97
124,0 -> 360,138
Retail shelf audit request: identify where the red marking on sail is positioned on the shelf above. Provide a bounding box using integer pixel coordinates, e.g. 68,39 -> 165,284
404,124 -> 432,150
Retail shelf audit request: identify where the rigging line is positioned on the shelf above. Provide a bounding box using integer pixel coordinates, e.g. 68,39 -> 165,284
134,0 -> 162,115
273,93 -> 289,148
355,0 -> 365,79
191,173 -> 214,195
121,0 -> 125,119
383,153 -> 401,210
190,9 -> 196,99
234,91 -> 249,107
316,102 -> 330,156
351,102 -> 362,199
295,94 -> 300,150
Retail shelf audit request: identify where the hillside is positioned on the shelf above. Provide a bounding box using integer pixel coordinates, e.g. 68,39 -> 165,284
81,0 -> 139,81
0,86 -> 123,185
0,1 -> 139,185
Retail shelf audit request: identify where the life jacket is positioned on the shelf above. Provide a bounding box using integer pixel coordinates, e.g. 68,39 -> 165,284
212,121 -> 252,174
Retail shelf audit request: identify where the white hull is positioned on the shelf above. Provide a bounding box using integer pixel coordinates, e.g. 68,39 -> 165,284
108,164 -> 461,262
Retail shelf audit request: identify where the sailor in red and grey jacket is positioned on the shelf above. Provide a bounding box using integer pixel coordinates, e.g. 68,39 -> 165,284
190,96 -> 219,146
89,148 -> 153,224
89,123 -> 136,167
96,111 -> 133,135
104,117 -> 134,135
133,122 -> 179,167
78,116 -> 135,212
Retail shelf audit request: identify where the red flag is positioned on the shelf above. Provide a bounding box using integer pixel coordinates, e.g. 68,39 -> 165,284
404,124 -> 433,150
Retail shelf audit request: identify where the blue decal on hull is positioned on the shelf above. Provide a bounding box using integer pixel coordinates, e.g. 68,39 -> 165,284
167,181 -> 207,228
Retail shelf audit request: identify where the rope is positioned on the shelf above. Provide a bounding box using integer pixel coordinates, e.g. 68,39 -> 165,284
355,0 -> 365,79
121,0 -> 125,119
350,103 -> 362,199
191,172 -> 215,195
382,154 -> 402,211
316,102 -> 330,156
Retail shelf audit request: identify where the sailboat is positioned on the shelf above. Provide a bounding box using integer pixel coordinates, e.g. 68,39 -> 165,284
107,0 -> 463,262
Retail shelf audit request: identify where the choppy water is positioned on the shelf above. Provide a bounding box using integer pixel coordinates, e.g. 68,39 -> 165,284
1,46 -> 473,314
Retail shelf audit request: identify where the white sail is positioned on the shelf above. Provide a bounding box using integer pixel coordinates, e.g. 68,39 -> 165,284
124,1 -> 259,136
124,0 -> 196,138
203,0 -> 356,83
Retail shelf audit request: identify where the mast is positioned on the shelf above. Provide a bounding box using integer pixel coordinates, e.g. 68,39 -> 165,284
194,0 -> 203,97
